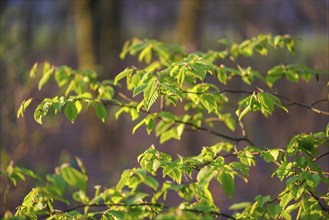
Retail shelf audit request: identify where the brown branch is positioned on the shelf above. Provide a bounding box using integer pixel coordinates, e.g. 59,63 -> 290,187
313,151 -> 329,162
102,96 -> 255,146
284,101 -> 329,116
51,202 -> 236,220
31,97 -> 252,145
181,89 -> 329,116
306,190 -> 329,212
173,118 -> 255,146
311,98 -> 328,107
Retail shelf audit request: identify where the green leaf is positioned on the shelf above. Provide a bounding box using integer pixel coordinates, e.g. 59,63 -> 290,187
17,98 -> 33,118
177,66 -> 186,86
114,68 -> 133,85
285,70 -> 299,83
73,190 -> 89,204
54,66 -> 71,87
146,116 -> 155,135
197,166 -> 216,184
143,175 -> 159,190
46,174 -> 66,197
116,170 -> 132,191
133,83 -> 148,97
159,127 -> 178,144
34,100 -> 53,124
230,162 -> 249,176
138,45 -> 152,64
272,161 -> 293,180
158,111 -> 175,122
18,167 -> 41,181
217,66 -> 227,84
163,165 -> 183,184
229,202 -> 250,210
238,150 -> 256,166
38,63 -> 54,90
127,192 -> 149,205
98,85 -> 114,100
29,63 -> 38,78
217,171 -> 235,198
143,80 -> 158,111
258,93 -> 275,115
75,157 -> 88,176
60,165 -> 87,192
73,79 -> 87,95
94,102 -> 107,123
224,114 -> 236,131
279,191 -> 293,209
306,173 -> 320,188
267,204 -> 282,217
261,149 -> 279,163
64,101 -> 78,123
132,118 -> 146,134
236,95 -> 253,120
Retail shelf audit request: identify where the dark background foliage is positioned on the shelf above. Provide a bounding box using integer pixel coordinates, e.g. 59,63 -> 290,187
0,0 -> 328,215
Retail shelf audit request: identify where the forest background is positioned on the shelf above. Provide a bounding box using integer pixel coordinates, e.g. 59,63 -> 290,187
0,0 -> 328,215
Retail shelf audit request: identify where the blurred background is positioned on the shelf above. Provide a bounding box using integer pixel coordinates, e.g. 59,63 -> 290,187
1,0 -> 328,216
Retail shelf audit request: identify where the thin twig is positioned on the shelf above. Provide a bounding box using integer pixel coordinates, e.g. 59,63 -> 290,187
313,152 -> 329,162
51,203 -> 236,220
306,190 -> 329,212
173,119 -> 255,146
311,98 -> 328,107
181,89 -> 329,116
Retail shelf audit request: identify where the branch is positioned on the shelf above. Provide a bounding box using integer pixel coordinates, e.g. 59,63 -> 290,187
174,118 -> 255,146
54,203 -> 236,220
181,89 -> 329,116
306,190 -> 329,212
62,202 -> 163,213
284,101 -> 329,116
311,99 -> 328,107
102,97 -> 255,146
313,151 -> 329,162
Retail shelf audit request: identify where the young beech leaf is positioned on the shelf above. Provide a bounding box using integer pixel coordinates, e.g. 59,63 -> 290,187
29,63 -> 38,78
64,101 -> 78,123
17,98 -> 33,118
133,83 -> 148,97
94,102 -> 107,123
38,63 -> 54,90
138,45 -> 152,64
217,171 -> 235,199
114,68 -> 133,85
132,118 -> 146,134
34,100 -> 52,124
143,80 -> 158,111
146,116 -> 155,134
116,170 -> 132,191
54,66 -> 71,87
60,165 -> 87,192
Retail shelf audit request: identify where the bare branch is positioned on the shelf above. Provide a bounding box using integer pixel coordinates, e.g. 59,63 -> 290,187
313,151 -> 329,162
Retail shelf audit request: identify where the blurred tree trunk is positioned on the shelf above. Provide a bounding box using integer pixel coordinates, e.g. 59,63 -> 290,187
74,0 -> 95,70
97,0 -> 121,76
295,2 -> 322,33
174,0 -> 201,51
174,0 -> 203,154
73,0 -> 101,152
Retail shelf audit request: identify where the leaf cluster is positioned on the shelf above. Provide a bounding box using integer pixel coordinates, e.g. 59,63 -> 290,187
7,34 -> 329,219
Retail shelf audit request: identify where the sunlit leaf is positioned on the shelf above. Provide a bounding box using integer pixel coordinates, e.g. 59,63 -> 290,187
217,171 -> 235,198
94,102 -> 107,123
64,101 -> 78,123
17,98 -> 33,118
